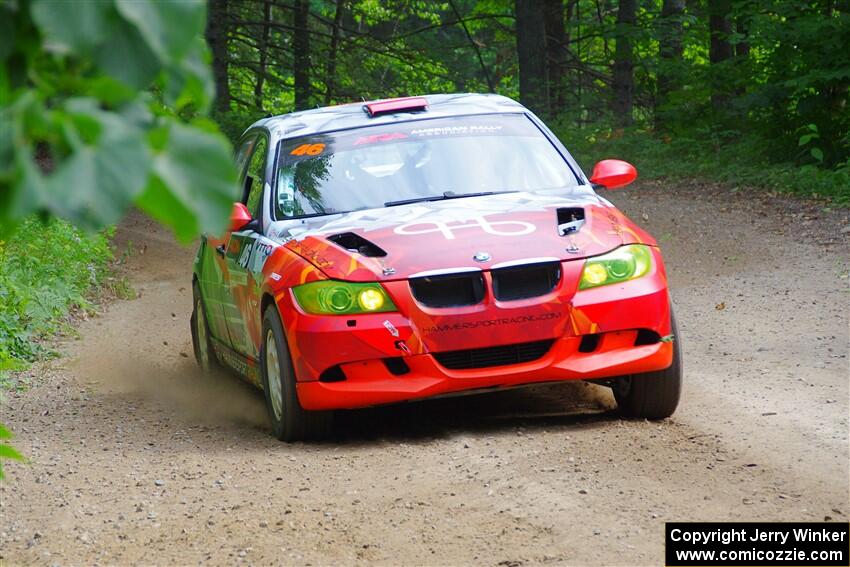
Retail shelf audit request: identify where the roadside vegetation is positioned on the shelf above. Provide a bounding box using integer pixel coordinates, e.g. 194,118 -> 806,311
0,220 -> 113,384
560,126 -> 850,205
0,219 -> 115,477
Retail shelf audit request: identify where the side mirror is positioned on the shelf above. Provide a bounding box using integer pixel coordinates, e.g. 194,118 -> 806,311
589,159 -> 638,190
230,202 -> 253,232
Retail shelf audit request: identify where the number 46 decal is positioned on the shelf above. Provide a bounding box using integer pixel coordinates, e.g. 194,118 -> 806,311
290,143 -> 325,156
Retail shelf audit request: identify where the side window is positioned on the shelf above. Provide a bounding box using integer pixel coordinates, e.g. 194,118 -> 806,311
244,136 -> 268,219
235,136 -> 255,180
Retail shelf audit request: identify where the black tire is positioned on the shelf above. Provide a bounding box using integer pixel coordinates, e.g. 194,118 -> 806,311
260,306 -> 333,442
613,310 -> 682,419
191,281 -> 220,373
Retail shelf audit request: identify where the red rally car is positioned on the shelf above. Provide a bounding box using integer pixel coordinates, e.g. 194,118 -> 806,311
191,94 -> 682,441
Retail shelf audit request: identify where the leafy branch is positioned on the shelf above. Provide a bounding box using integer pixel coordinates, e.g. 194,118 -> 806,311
1,0 -> 240,241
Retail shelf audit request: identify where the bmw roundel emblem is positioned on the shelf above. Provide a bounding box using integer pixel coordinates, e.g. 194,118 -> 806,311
473,251 -> 491,262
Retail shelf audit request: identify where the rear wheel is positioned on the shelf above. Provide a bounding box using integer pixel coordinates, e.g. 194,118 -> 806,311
613,310 -> 682,419
261,306 -> 333,441
191,282 -> 219,373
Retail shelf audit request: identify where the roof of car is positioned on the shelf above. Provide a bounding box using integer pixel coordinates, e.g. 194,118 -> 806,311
249,93 -> 528,140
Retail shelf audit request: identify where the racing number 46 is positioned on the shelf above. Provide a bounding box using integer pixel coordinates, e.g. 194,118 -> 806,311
290,143 -> 325,156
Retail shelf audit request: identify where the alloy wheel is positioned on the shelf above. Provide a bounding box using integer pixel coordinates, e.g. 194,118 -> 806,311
265,330 -> 283,421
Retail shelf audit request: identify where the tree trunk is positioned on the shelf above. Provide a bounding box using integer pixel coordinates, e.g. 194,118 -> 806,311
325,0 -> 345,105
515,0 -> 549,116
575,0 -> 582,115
254,0 -> 271,110
708,0 -> 733,110
735,18 -> 749,58
206,0 -> 231,113
612,0 -> 636,126
544,0 -> 567,116
655,0 -> 685,128
293,0 -> 311,111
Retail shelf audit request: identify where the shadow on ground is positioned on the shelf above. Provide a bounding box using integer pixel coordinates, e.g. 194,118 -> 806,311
333,381 -> 619,443
92,355 -> 620,444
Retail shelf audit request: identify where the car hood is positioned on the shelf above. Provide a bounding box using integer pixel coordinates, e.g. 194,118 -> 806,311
268,190 -> 655,282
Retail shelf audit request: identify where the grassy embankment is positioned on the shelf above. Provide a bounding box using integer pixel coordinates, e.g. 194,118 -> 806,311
0,219 -> 122,389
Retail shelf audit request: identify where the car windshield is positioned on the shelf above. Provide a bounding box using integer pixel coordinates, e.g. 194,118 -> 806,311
275,113 -> 579,218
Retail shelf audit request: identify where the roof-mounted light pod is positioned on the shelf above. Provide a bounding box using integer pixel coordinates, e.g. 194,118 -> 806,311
364,97 -> 428,117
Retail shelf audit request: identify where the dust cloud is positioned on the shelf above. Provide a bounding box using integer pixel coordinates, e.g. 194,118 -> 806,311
69,354 -> 268,429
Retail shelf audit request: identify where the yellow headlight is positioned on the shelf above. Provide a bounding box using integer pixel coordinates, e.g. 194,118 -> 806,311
582,263 -> 609,287
358,288 -> 385,311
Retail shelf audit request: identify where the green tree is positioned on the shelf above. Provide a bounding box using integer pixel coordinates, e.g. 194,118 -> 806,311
1,0 -> 239,241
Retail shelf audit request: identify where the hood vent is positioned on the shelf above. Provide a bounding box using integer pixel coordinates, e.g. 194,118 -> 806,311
327,232 -> 387,257
557,207 -> 585,236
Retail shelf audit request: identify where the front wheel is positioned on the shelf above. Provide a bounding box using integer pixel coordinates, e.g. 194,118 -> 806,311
613,310 -> 682,419
261,306 -> 333,442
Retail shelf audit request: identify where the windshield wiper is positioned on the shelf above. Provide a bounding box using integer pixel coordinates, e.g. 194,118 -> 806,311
384,190 -> 517,208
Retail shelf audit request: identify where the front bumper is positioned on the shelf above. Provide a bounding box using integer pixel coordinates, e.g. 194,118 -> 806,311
297,333 -> 673,410
281,248 -> 673,411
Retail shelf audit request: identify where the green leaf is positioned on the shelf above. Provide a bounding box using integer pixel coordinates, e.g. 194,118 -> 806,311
84,77 -> 137,107
137,174 -> 197,242
115,0 -> 205,64
162,37 -> 214,112
119,97 -> 155,130
95,17 -> 159,90
798,134 -> 813,146
146,125 -> 169,152
0,424 -> 12,440
0,443 -> 24,461
142,122 -> 237,242
0,4 -> 16,61
30,0 -> 116,54
0,107 -> 15,173
43,103 -> 151,229
3,149 -> 50,228
810,148 -> 824,162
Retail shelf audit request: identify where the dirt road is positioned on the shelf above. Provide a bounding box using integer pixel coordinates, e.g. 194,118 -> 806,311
2,182 -> 848,566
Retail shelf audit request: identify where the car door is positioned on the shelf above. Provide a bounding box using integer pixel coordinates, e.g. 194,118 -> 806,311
221,132 -> 271,361
197,135 -> 257,346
